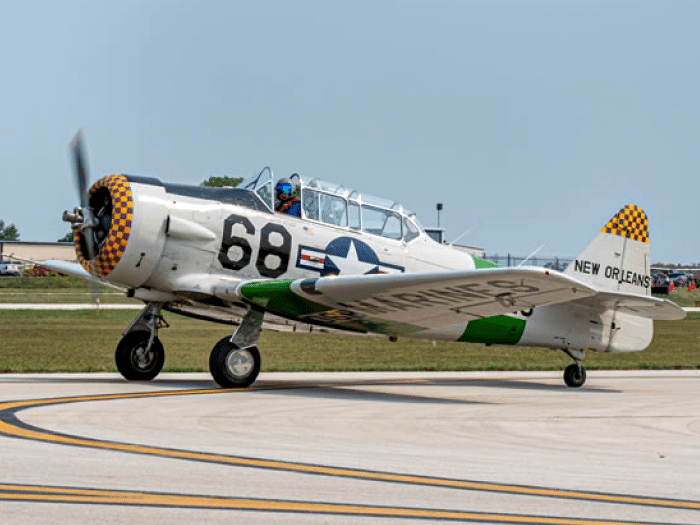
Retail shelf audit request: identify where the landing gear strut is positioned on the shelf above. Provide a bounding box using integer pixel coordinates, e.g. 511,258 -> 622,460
562,349 -> 586,388
209,308 -> 264,388
115,302 -> 167,381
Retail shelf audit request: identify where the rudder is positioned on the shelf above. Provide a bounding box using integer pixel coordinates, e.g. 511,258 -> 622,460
565,204 -> 651,296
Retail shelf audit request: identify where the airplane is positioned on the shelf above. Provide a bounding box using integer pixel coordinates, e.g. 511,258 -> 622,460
50,132 -> 684,389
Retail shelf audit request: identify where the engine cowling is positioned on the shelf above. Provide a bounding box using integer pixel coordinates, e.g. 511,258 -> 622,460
74,174 -> 168,288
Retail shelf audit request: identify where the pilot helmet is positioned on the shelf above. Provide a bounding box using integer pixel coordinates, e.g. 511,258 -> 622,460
275,178 -> 293,198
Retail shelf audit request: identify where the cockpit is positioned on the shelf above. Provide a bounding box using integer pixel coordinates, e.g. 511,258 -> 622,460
240,167 -> 424,243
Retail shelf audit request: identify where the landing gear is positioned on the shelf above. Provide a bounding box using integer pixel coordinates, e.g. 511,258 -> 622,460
116,302 -> 168,381
562,349 -> 586,388
115,331 -> 165,380
209,339 -> 261,388
563,363 -> 586,388
209,308 -> 264,388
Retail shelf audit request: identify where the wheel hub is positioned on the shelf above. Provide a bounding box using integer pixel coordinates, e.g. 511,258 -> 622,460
132,345 -> 155,371
226,348 -> 255,378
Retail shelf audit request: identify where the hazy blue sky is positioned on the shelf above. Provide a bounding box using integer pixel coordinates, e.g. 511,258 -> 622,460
1,0 -> 697,263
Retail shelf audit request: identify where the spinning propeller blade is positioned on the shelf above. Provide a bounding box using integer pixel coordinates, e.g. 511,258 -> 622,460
70,131 -> 89,210
67,131 -> 101,304
68,131 -> 97,263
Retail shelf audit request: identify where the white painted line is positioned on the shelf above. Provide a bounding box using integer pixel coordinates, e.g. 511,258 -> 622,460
0,303 -> 142,310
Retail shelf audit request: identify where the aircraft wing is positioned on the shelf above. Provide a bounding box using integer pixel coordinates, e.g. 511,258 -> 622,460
572,291 -> 686,320
235,267 -> 598,335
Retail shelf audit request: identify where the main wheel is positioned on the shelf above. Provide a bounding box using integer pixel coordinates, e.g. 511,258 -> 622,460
563,363 -> 586,388
209,336 -> 261,388
115,331 -> 165,381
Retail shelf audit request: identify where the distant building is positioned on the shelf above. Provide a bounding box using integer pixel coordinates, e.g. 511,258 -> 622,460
424,227 -> 446,244
424,227 -> 485,258
0,241 -> 76,263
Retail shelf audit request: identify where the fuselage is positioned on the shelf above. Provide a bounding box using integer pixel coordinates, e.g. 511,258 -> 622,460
76,173 -> 651,354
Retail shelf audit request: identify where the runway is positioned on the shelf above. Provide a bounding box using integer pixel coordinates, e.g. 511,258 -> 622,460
0,371 -> 698,524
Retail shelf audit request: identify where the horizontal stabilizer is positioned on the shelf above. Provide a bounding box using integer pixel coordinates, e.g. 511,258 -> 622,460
574,291 -> 686,320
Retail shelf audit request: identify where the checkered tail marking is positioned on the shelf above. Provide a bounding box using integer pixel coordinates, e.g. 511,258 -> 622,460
600,204 -> 649,244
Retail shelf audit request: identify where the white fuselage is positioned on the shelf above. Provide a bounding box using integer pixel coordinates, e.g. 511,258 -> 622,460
100,178 -> 652,354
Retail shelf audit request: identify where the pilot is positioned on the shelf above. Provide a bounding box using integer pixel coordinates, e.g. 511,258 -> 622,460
274,177 -> 301,217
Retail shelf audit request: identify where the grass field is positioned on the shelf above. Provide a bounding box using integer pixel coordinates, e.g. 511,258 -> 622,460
0,275 -> 134,304
655,287 -> 700,307
1,274 -> 698,373
0,308 -> 697,374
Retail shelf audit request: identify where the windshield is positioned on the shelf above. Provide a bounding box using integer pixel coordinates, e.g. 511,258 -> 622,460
240,168 -> 424,241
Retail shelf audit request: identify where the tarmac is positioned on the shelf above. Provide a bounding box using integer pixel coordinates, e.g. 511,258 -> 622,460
0,370 -> 699,524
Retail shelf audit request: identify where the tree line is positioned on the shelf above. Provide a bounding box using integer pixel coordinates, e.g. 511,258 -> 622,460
0,220 -> 19,241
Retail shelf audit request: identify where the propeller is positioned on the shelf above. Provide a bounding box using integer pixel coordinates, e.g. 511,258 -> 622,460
63,131 -> 98,266
62,131 -> 102,305
72,131 -> 89,205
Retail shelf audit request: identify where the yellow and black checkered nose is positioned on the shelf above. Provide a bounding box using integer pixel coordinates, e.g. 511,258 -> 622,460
600,204 -> 649,244
75,174 -> 134,278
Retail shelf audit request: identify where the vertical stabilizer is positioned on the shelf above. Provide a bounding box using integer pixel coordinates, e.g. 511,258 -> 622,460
565,205 -> 651,296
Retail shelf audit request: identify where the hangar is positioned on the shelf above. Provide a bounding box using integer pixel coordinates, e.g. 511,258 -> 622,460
0,241 -> 76,264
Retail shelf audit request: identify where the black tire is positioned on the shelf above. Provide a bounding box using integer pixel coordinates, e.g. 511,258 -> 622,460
115,331 -> 165,381
563,363 -> 586,388
209,336 -> 261,388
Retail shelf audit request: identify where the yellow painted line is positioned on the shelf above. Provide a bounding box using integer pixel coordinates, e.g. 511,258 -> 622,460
0,387 -> 699,512
0,484 -> 665,524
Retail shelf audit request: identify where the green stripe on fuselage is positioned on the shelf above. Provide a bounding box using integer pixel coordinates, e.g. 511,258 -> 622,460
473,257 -> 500,269
239,280 -> 422,335
458,315 -> 526,345
239,280 -> 329,317
461,259 -> 526,345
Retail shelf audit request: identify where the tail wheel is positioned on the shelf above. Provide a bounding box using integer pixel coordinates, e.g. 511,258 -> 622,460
209,336 -> 261,388
564,363 -> 586,388
115,331 -> 165,381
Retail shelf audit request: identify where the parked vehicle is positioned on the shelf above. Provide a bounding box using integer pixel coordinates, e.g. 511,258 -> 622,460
667,272 -> 689,287
0,262 -> 22,276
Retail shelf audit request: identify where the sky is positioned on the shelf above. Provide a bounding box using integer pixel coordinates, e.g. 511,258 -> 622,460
1,0 -> 698,263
